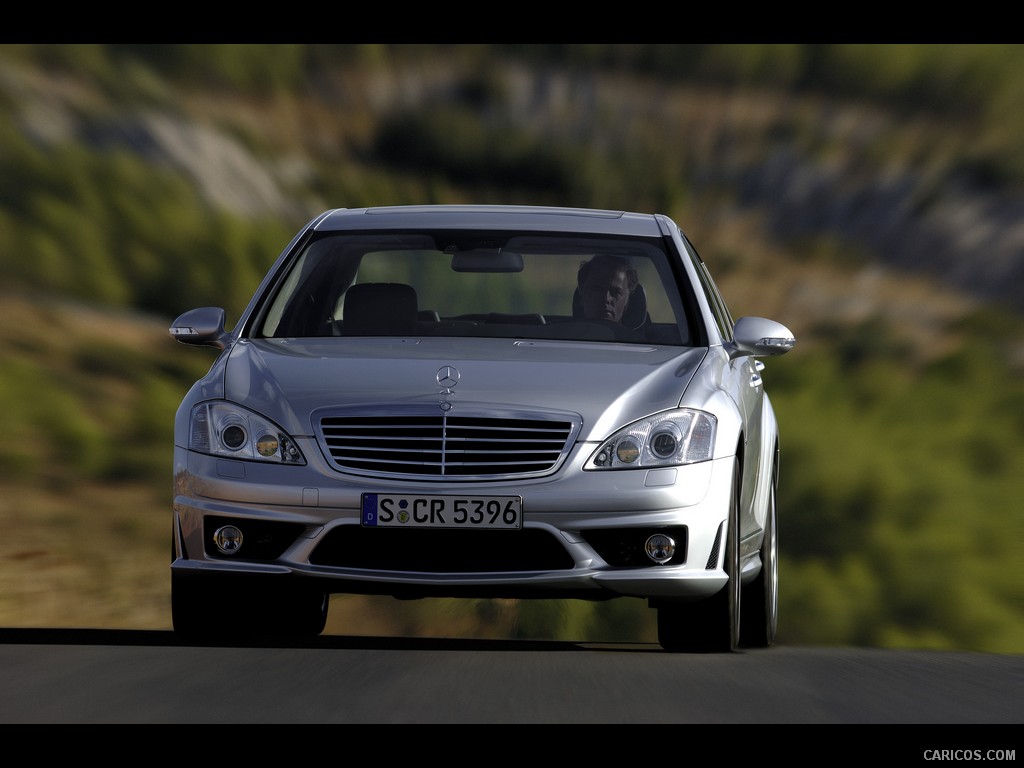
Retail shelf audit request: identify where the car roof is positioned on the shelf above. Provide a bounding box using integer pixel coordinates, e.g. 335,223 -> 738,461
313,205 -> 670,237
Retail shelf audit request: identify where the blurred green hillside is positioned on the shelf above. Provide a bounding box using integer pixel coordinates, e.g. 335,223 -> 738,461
1,44 -> 1022,652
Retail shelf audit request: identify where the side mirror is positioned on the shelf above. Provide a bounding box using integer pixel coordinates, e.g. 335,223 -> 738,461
730,316 -> 796,358
169,307 -> 229,350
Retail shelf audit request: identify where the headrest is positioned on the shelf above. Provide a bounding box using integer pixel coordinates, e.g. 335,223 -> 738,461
343,283 -> 419,335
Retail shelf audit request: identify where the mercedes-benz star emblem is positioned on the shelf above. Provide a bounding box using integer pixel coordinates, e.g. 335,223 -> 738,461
436,365 -> 461,392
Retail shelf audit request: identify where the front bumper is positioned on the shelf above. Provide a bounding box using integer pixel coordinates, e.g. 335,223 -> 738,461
172,446 -> 737,602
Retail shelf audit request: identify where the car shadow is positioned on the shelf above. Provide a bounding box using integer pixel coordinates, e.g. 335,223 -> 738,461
0,627 -> 665,652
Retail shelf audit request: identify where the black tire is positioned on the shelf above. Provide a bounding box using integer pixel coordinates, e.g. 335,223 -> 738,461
171,571 -> 235,640
267,589 -> 329,637
657,461 -> 741,653
740,479 -> 778,648
172,571 -> 328,640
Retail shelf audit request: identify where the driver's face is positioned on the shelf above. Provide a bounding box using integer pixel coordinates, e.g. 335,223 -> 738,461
581,268 -> 630,322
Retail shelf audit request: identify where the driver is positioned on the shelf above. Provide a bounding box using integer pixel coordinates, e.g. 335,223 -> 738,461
577,255 -> 638,323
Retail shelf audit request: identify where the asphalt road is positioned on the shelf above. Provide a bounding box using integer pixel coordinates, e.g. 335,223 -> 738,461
1,629 -> 1021,734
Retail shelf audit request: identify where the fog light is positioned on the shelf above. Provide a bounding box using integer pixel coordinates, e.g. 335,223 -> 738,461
213,525 -> 244,554
645,533 -> 675,564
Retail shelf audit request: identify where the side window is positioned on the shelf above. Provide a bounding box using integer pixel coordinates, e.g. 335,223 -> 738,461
683,237 -> 734,342
699,261 -> 735,342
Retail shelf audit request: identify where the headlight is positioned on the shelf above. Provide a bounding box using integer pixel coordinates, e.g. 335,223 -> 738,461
189,402 -> 305,464
585,409 -> 716,470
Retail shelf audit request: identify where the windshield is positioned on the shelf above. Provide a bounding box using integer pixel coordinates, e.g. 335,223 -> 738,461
254,230 -> 694,345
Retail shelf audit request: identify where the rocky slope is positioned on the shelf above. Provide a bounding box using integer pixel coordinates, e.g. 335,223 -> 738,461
3,55 -> 1022,315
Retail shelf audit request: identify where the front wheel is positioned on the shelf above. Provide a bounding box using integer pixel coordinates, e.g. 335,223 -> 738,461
657,462 -> 741,653
740,479 -> 778,648
172,572 -> 328,641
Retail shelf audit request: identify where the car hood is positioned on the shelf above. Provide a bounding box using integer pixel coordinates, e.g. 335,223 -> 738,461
223,337 -> 707,441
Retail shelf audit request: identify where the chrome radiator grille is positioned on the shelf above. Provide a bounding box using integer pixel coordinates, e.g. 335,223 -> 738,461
314,406 -> 580,479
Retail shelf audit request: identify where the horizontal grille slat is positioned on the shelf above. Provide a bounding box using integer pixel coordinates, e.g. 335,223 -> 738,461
315,409 -> 580,480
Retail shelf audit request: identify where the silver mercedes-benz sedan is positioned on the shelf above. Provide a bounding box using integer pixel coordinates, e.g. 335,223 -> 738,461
170,205 -> 795,652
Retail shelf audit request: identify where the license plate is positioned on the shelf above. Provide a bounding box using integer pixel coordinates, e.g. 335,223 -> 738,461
361,493 -> 522,529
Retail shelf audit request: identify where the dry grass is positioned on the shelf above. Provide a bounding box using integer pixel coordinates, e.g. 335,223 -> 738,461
697,210 -> 980,367
0,483 -> 170,629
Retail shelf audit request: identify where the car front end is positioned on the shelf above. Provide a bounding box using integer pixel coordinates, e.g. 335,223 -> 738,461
169,205 -> 795,651
173,336 -> 740,601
